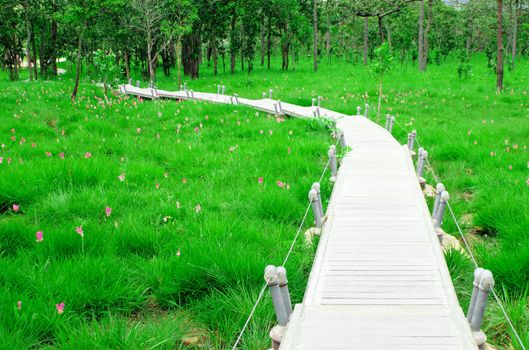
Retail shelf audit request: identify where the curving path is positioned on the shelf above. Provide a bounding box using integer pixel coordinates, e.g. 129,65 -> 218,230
118,84 -> 478,350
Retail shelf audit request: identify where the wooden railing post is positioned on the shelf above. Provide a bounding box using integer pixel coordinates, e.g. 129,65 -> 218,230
433,191 -> 449,228
364,103 -> 369,118
329,145 -> 338,180
469,269 -> 494,350
309,189 -> 323,228
277,266 -> 293,318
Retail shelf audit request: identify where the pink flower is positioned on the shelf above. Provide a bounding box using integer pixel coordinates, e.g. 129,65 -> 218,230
75,226 -> 84,237
155,183 -> 160,189
12,204 -> 19,212
17,300 -> 21,310
176,249 -> 181,257
36,231 -> 43,242
277,181 -> 284,188
55,302 -> 65,314
136,128 -> 141,133
0,157 -> 3,164
258,177 -> 264,184
194,127 -> 199,133
118,173 -> 126,182
526,178 -> 529,186
58,152 -> 65,159
105,207 -> 112,217
287,147 -> 291,154
46,151 -> 52,157
84,152 -> 92,159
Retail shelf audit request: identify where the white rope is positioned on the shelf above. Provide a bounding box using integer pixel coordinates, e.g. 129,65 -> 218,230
231,148 -> 333,349
393,118 -> 527,350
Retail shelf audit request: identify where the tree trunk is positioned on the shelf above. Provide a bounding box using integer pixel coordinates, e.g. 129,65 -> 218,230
497,0 -> 504,91
511,0 -> 518,70
213,39 -> 218,75
31,24 -> 38,79
313,0 -> 318,72
23,0 -> 33,80
363,17 -> 368,65
260,20 -> 265,66
378,16 -> 385,42
422,0 -> 432,70
267,17 -> 271,70
124,50 -> 130,80
72,22 -> 86,99
230,13 -> 236,74
176,39 -> 182,86
418,0 -> 425,71
146,28 -> 155,83
376,78 -> 383,124
50,18 -> 57,76
183,32 -> 200,79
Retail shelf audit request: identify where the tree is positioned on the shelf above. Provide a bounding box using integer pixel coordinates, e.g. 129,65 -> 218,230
313,0 -> 318,72
497,0 -> 504,91
370,42 -> 393,123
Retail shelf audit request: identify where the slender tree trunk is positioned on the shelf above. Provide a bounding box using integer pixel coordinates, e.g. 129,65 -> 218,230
212,38 -> 218,75
23,0 -> 33,80
124,50 -> 130,80
377,78 -> 383,124
511,0 -> 518,70
363,17 -> 368,65
497,0 -> 504,91
72,22 -> 86,99
176,39 -> 182,86
422,0 -> 432,70
147,29 -> 155,83
31,25 -> 38,79
230,14 -> 236,74
313,0 -> 318,72
50,18 -> 57,76
378,16 -> 385,43
418,0 -> 425,71
267,17 -> 271,70
260,21 -> 265,66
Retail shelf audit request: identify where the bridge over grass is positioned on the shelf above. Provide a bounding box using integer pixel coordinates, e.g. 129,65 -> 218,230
119,83 -> 490,350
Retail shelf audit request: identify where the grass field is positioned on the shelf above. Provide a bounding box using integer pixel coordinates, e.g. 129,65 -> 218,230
1,54 -> 528,349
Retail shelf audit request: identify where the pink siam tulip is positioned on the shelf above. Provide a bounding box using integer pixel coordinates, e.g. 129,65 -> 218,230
36,231 -> 43,242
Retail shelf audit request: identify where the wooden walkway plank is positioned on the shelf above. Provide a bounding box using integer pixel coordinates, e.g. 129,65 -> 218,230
117,85 -> 477,349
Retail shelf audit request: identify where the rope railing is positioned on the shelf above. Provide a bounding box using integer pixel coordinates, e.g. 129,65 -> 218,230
231,143 -> 336,350
392,117 -> 527,350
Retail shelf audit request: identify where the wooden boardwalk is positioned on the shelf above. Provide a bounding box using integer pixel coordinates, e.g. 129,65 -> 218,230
119,85 -> 477,350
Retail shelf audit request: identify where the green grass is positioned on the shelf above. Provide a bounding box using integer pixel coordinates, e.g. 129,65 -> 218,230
1,53 -> 528,349
0,77 -> 334,349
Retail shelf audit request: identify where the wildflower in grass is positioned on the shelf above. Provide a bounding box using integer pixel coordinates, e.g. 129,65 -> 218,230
36,231 -> 43,242
85,152 -> 92,158
118,173 -> 126,182
12,204 -> 19,212
55,302 -> 64,314
508,165 -> 512,170
287,147 -> 291,154
58,152 -> 65,159
506,147 -> 510,152
277,181 -> 284,188
0,157 -> 3,164
176,249 -> 181,256
289,130 -> 293,135
526,178 -> 529,186
258,177 -> 264,184
474,141 -> 477,145
17,301 -> 21,310
260,130 -> 264,134
490,151 -> 496,157
136,128 -> 141,133
105,207 -> 112,217
269,130 -> 273,135
176,201 -> 181,209
195,204 -> 201,213
205,115 -> 209,120
194,127 -> 199,133
75,226 -> 84,237
156,183 -> 160,189
229,146 -> 235,152
467,130 -> 471,136
182,178 -> 187,184
46,151 -> 52,157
